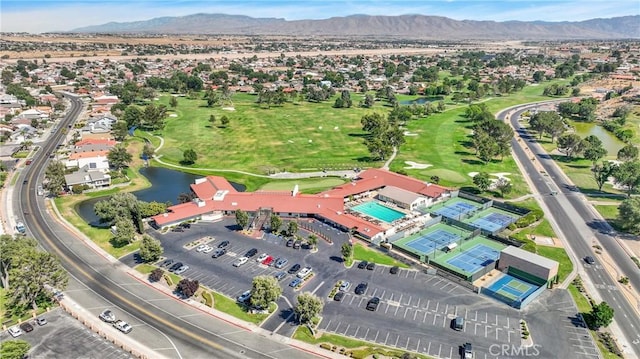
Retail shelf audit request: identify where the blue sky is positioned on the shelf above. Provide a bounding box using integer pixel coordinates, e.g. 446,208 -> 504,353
1,0 -> 638,33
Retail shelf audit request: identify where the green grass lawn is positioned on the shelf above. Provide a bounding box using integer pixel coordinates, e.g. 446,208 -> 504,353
0,287 -> 5,319
212,292 -> 268,324
135,263 -> 156,274
535,246 -> 572,283
593,205 -> 620,229
258,177 -> 347,194
353,243 -> 409,268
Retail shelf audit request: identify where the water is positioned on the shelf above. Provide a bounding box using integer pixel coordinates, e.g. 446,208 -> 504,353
570,121 -> 624,157
75,167 -> 245,225
399,96 -> 444,105
351,201 -> 406,223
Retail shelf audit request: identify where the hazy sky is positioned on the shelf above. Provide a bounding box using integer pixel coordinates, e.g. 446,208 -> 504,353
2,0 -> 638,33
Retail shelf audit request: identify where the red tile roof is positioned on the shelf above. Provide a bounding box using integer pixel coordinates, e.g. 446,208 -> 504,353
191,176 -> 238,199
75,139 -> 117,147
68,150 -> 109,160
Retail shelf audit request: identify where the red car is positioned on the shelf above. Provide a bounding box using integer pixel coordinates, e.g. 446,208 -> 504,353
261,256 -> 274,266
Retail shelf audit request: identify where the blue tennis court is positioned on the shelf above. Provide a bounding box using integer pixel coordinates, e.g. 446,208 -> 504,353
471,212 -> 517,232
405,229 -> 460,254
446,244 -> 501,273
484,274 -> 538,303
434,201 -> 478,219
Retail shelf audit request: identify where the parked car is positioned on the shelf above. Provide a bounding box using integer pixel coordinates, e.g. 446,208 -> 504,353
168,262 -> 183,272
462,343 -> 474,359
273,271 -> 287,281
180,223 -> 191,229
212,248 -> 227,258
288,263 -> 301,274
274,258 -> 289,269
113,320 -> 133,334
293,240 -> 302,249
366,262 -> 376,270
366,297 -> 380,311
171,227 -> 184,232
218,240 -> 230,248
237,290 -> 252,303
20,322 -> 34,333
390,266 -> 399,274
233,257 -> 249,267
289,278 -> 303,288
8,326 -> 23,337
334,291 -> 345,302
339,281 -> 351,292
297,266 -> 313,278
355,282 -> 368,295
36,317 -> 47,326
195,244 -> 210,252
174,265 -> 190,275
584,256 -> 596,265
245,248 -> 258,257
357,260 -> 368,269
99,309 -> 116,323
160,258 -> 175,268
256,253 -> 269,262
202,246 -> 214,254
286,238 -> 294,247
262,256 -> 275,266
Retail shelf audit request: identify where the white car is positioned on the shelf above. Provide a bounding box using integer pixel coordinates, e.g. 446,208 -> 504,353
195,244 -> 210,252
201,246 -> 214,254
339,281 -> 351,292
233,257 -> 249,267
174,265 -> 190,275
99,309 -> 116,323
297,266 -> 313,278
113,320 -> 133,334
237,290 -> 251,303
256,253 -> 268,262
8,326 -> 23,337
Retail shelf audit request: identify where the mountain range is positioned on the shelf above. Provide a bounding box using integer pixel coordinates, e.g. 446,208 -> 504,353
71,13 -> 640,40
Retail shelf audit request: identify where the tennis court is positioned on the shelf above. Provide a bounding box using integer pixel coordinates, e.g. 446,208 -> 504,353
433,200 -> 479,219
446,244 -> 501,273
484,273 -> 538,304
470,211 -> 518,232
404,229 -> 460,254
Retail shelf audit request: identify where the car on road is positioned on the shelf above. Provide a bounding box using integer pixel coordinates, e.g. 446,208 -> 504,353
37,185 -> 44,196
113,320 -> 133,334
357,260 -> 368,269
390,266 -> 399,274
36,317 -> 47,326
366,297 -> 380,311
168,262 -> 183,272
174,265 -> 190,275
584,256 -> 595,265
99,310 -> 116,323
366,262 -> 375,270
233,257 -> 249,267
355,282 -> 368,295
256,253 -> 269,262
262,256 -> 275,266
462,343 -> 473,359
218,240 -> 230,248
286,238 -> 294,247
288,263 -> 301,274
160,259 -> 175,268
339,281 -> 351,292
274,258 -> 288,269
196,244 -> 211,252
211,248 -> 227,258
289,278 -> 303,288
297,266 -> 313,278
8,326 -> 23,337
202,246 -> 214,254
274,271 -> 287,281
334,291 -> 345,302
237,290 -> 252,303
245,248 -> 258,257
20,322 -> 34,333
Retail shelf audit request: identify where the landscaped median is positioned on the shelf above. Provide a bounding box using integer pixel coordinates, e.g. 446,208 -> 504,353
352,243 -> 410,268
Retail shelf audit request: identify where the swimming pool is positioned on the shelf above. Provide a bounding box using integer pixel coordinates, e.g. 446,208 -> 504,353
351,201 -> 406,223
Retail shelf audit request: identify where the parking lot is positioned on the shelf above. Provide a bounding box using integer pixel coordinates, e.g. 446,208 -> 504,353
0,308 -> 132,359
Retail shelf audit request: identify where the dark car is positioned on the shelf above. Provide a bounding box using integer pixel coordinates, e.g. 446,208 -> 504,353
334,291 -> 345,302
288,263 -> 301,274
354,282 -> 368,295
218,240 -> 230,248
180,223 -> 191,229
245,248 -> 258,258
211,248 -> 227,258
584,256 -> 596,265
366,297 -> 380,311
171,227 -> 184,232
286,239 -> 294,247
273,271 -> 287,281
390,266 -> 399,274
366,262 -> 375,270
20,322 -> 34,333
357,261 -> 368,269
168,262 -> 183,272
160,258 -> 175,268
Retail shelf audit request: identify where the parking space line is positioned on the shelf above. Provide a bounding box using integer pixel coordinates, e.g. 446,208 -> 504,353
415,297 -> 420,308
445,304 -> 449,314
416,338 -> 421,352
423,311 -> 428,323
425,299 -> 431,311
432,313 -> 439,325
449,346 -> 453,359
379,290 -> 386,299
403,307 -> 410,318
343,324 -> 350,335
440,282 -> 451,291
353,326 -> 359,338
389,293 -> 394,302
447,285 -> 458,293
437,344 -> 442,358
349,295 -> 356,305
321,319 -> 331,331
384,332 -> 390,345
394,334 -> 399,348
474,323 -> 480,335
442,315 -> 447,327
405,337 -> 410,349
373,330 -> 379,342
496,327 -> 501,340
364,328 -> 369,339
474,310 -> 478,321
371,288 -> 378,297
485,325 -> 489,338
413,309 -> 419,321
494,314 -> 499,326
334,322 -> 341,333
505,317 -> 510,329
394,304 -> 400,316
427,342 -> 431,354
385,303 -> 390,314
435,302 -> 439,312
482,312 -> 488,323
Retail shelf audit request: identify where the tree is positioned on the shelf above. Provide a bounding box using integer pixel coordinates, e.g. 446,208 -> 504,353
495,178 -> 512,197
169,96 -> 178,108
44,160 -> 66,196
138,234 -> 163,262
112,121 -> 129,141
270,214 -> 282,234
107,144 -> 133,170
208,114 -> 216,126
250,275 -> 282,310
177,192 -> 195,204
112,217 -> 136,245
287,221 -> 299,237
0,235 -> 37,289
557,133 -> 585,160
220,115 -> 230,127
176,279 -> 199,298
294,292 -> 323,324
617,197 -> 640,234
617,144 -> 639,162
94,192 -> 139,224
142,143 -> 155,158
122,105 -> 143,127
582,135 -> 607,164
473,172 -> 491,192
592,161 -> 616,192
341,242 -> 353,262
586,301 -> 614,330
613,161 -> 640,197
182,149 -> 197,165
149,268 -> 164,282
429,176 -> 440,184
235,209 -> 249,229
0,340 -> 31,359
307,234 -> 318,250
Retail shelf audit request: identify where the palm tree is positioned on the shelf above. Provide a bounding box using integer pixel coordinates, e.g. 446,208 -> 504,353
307,235 -> 318,250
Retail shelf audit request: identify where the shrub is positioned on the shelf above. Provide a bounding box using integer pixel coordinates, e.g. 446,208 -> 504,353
514,209 -> 543,228
149,268 -> 164,282
319,343 -> 332,350
176,278 -> 199,298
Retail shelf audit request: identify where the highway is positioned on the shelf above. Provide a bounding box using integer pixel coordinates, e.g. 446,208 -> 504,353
16,94 -> 317,359
498,103 -> 640,359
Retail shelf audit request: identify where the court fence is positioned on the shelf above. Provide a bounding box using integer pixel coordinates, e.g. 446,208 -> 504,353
426,266 -> 478,292
508,266 -> 547,287
480,284 -> 520,308
487,233 -> 523,248
457,191 -> 492,205
492,201 -> 531,217
441,217 -> 478,233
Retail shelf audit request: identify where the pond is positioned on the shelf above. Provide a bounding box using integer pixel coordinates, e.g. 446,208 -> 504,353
400,96 -> 444,105
75,167 -> 245,226
569,121 -> 624,157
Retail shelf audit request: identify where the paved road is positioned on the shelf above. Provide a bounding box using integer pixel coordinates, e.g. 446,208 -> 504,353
16,94 -> 321,359
499,103 -> 640,358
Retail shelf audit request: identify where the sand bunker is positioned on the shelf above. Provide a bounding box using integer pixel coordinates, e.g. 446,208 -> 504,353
403,131 -> 418,136
404,161 -> 432,169
222,107 -> 235,111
